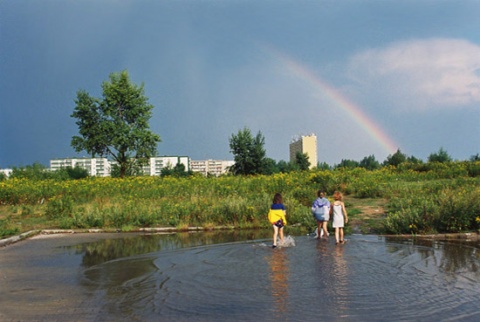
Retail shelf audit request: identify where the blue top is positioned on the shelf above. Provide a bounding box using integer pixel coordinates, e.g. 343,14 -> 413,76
312,197 -> 330,209
271,203 -> 286,210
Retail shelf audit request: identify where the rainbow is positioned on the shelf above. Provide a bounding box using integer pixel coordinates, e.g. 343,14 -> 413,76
267,47 -> 399,155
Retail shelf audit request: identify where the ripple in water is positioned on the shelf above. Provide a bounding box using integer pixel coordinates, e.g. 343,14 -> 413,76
79,234 -> 480,321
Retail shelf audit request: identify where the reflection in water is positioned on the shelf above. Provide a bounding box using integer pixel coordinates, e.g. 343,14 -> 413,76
385,236 -> 480,274
267,249 -> 289,318
331,245 -> 348,318
312,241 -> 350,319
68,230 -> 271,267
1,233 -> 480,321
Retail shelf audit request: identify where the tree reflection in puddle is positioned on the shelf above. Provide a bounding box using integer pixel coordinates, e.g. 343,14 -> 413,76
384,236 -> 480,274
1,232 -> 479,321
65,230 -> 272,267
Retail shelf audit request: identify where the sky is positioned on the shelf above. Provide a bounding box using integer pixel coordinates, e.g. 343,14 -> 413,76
1,0 -> 479,168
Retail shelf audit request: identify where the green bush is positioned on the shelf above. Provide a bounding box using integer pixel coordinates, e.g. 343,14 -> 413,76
384,183 -> 480,234
0,218 -> 20,238
45,195 -> 74,220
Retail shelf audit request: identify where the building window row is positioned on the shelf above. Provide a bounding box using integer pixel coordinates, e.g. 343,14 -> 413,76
48,157 -> 234,177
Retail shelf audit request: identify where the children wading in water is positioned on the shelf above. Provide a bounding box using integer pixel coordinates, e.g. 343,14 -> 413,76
268,193 -> 287,248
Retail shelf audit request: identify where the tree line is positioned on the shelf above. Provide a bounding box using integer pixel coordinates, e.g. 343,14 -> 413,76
66,70 -> 480,177
2,70 -> 478,180
228,127 -> 480,175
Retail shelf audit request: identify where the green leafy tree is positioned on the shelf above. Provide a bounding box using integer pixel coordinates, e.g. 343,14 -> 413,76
110,159 -> 146,178
65,166 -> 89,179
428,147 -> 452,163
161,163 -> 192,177
359,155 -> 380,170
276,160 -> 298,173
229,127 -> 267,175
335,159 -> 359,169
295,152 -> 310,171
383,149 -> 407,167
262,157 -> 279,175
50,166 -> 89,180
71,71 -> 161,178
11,163 -> 90,181
11,162 -> 50,180
317,162 -> 331,170
406,155 -> 423,164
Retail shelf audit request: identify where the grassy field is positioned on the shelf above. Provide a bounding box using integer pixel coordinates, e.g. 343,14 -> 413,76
1,162 -> 480,239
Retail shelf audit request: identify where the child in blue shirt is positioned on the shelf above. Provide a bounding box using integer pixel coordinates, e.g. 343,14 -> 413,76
311,190 -> 331,239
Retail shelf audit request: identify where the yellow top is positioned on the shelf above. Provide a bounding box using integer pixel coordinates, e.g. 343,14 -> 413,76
268,209 -> 287,225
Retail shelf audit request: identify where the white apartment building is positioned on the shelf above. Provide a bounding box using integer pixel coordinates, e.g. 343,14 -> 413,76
50,158 -> 111,177
0,168 -> 13,177
141,156 -> 190,176
190,159 -> 234,176
50,156 -> 190,177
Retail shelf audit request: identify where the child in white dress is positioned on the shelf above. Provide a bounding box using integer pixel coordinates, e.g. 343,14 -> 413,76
330,191 -> 348,245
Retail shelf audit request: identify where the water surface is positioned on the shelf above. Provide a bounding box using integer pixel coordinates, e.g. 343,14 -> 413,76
1,231 -> 479,321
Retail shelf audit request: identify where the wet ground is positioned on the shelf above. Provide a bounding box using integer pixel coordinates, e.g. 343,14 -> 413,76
1,231 -> 479,321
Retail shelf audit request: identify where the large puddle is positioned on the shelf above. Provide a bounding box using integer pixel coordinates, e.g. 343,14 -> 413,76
1,231 -> 479,321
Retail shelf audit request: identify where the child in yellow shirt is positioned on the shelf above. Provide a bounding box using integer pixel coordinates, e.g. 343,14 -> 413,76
268,193 -> 287,248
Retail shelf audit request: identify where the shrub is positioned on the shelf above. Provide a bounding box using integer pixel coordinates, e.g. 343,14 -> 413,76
45,196 -> 74,220
0,218 -> 20,238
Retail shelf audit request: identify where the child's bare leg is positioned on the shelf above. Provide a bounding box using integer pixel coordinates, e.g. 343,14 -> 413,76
322,221 -> 329,237
340,228 -> 344,242
335,227 -> 340,244
273,225 -> 278,246
279,227 -> 284,244
317,222 -> 322,238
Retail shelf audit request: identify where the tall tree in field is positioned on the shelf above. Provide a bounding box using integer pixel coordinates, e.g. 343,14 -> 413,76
295,152 -> 310,171
71,71 -> 161,177
428,147 -> 452,163
229,127 -> 267,175
359,154 -> 380,170
335,159 -> 359,169
383,149 -> 407,167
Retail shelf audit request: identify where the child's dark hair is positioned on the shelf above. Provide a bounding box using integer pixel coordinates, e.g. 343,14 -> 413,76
272,193 -> 283,204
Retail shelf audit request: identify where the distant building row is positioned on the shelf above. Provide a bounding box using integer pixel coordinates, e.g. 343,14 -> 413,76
49,156 -> 234,177
2,134 -> 317,177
